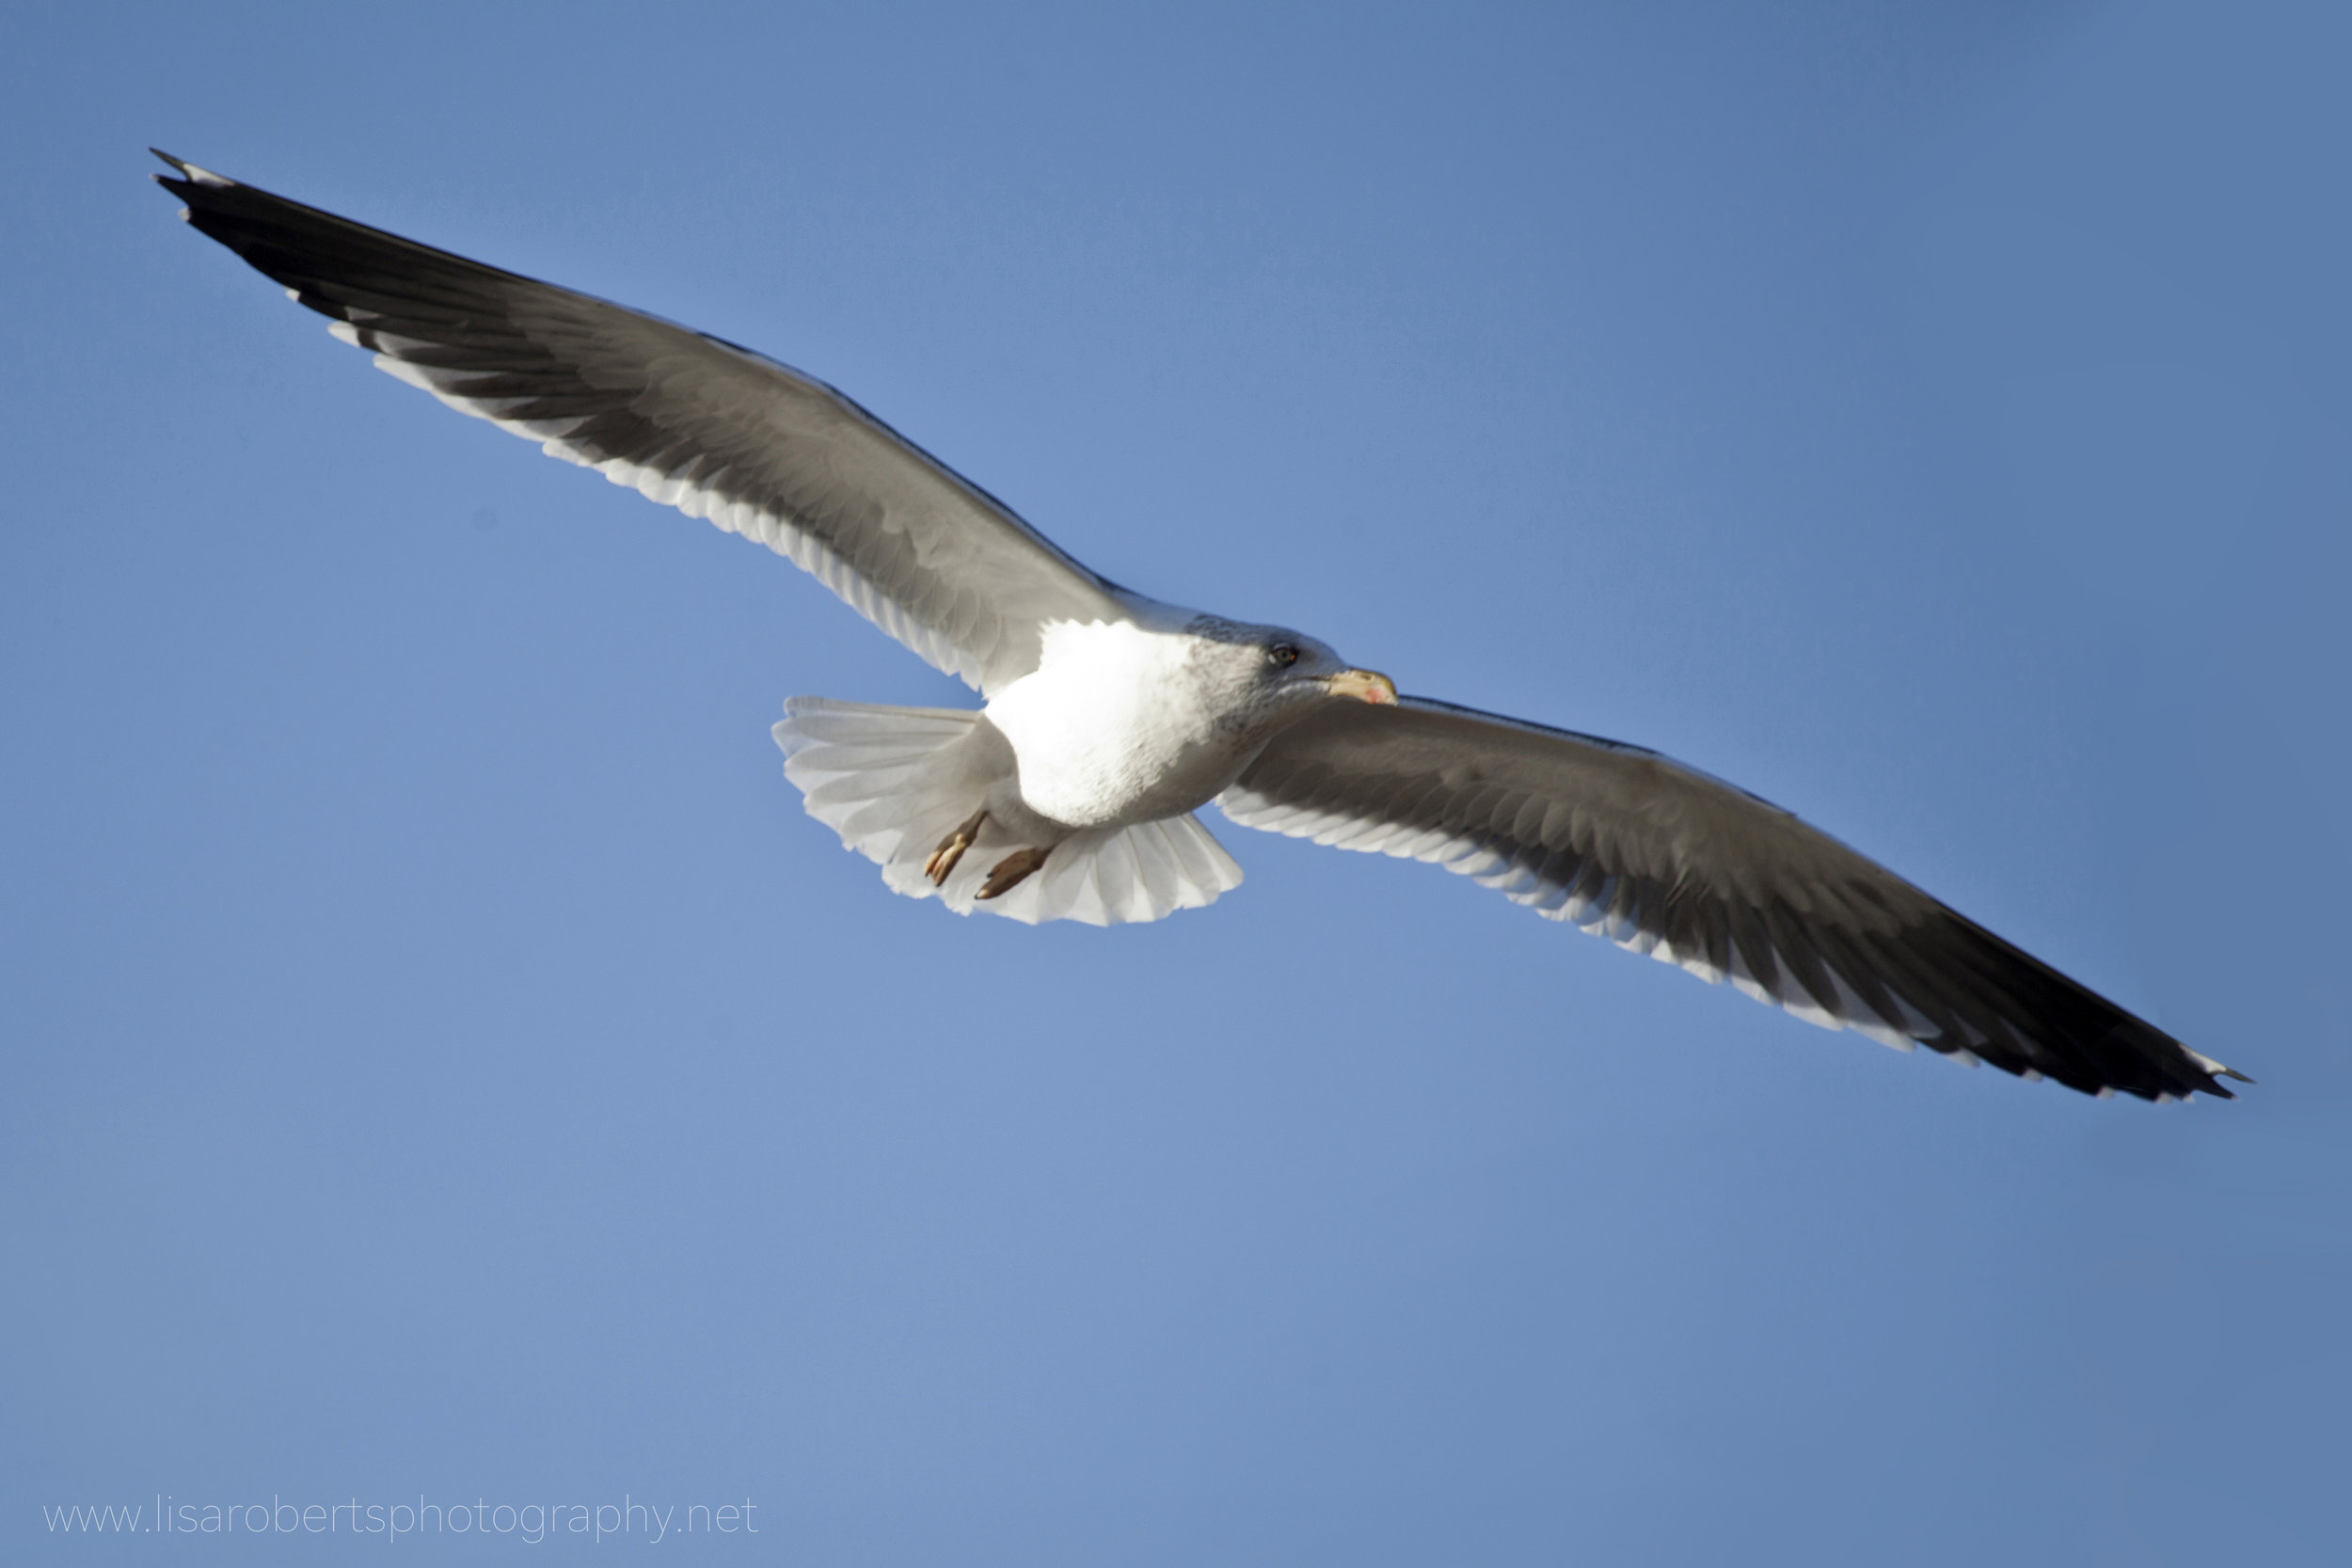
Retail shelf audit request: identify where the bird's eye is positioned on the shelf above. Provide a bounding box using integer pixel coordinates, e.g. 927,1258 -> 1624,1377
1268,643 -> 1300,669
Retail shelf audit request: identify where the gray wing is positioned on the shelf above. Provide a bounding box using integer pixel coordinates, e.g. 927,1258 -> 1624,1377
1222,697 -> 2247,1101
153,152 -> 1132,694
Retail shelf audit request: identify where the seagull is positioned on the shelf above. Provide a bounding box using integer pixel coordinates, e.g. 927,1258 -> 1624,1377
152,150 -> 2248,1103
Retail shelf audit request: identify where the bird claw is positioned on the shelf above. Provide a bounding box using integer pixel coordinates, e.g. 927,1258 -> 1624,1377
977,847 -> 1052,900
924,808 -> 987,886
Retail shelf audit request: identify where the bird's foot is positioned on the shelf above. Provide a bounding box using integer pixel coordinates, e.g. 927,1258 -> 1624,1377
977,847 -> 1052,900
924,808 -> 989,886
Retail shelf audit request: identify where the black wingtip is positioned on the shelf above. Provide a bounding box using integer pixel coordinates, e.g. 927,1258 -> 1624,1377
147,150 -> 236,194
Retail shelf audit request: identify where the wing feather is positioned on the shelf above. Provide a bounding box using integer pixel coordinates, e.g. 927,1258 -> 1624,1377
154,152 -> 1131,693
1222,696 -> 2246,1101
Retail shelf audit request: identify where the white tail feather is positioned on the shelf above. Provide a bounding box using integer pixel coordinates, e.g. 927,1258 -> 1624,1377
772,698 -> 1243,927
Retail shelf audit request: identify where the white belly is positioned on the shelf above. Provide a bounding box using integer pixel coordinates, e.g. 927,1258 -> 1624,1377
982,620 -> 1253,830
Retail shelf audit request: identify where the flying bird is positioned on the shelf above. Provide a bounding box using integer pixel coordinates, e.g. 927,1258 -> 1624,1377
152,150 -> 2247,1103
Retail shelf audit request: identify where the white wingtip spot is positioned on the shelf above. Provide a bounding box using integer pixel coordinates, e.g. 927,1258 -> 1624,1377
180,161 -> 234,188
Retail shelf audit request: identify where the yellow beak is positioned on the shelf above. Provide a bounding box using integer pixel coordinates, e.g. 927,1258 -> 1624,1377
1327,668 -> 1398,705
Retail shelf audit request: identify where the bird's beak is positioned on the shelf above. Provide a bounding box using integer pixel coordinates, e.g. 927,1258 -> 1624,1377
1326,668 -> 1397,705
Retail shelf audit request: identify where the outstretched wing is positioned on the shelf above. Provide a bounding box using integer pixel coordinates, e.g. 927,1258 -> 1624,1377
1222,697 -> 2245,1101
153,151 -> 1133,694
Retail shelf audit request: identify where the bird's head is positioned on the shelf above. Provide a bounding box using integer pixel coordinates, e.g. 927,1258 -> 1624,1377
1184,617 -> 1395,735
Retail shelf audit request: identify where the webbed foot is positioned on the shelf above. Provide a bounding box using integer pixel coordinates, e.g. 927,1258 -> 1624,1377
924,807 -> 988,886
977,846 -> 1052,900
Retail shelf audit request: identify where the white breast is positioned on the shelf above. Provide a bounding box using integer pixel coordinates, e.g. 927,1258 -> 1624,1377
982,620 -> 1249,830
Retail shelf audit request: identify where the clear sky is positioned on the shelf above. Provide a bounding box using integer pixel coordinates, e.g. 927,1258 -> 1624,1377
5,2 -> 2346,1562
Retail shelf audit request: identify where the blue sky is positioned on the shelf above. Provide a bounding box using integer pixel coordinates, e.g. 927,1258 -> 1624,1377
5,2 -> 2346,1561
